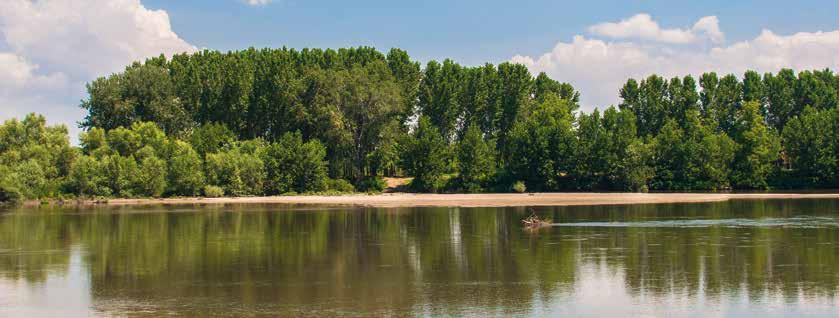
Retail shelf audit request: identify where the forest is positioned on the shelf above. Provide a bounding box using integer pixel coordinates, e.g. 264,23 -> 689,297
1,46 -> 838,202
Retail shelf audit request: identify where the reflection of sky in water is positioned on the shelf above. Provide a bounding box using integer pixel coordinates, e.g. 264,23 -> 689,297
0,246 -> 93,318
544,262 -> 839,318
3,246 -> 837,317
0,248 -> 839,317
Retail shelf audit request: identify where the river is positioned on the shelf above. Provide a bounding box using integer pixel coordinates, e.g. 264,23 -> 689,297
1,199 -> 838,317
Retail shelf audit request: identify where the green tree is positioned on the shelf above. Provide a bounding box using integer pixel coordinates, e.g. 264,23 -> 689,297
418,60 -> 463,141
401,117 -> 450,192
652,112 -> 736,190
496,62 -> 534,160
188,123 -> 236,157
506,94 -> 575,191
316,62 -> 403,179
730,101 -> 781,188
782,107 -> 838,187
763,69 -> 797,130
456,124 -> 495,192
81,62 -> 189,135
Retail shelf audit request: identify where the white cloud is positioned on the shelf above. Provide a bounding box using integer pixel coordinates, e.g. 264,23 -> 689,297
0,0 -> 196,141
242,0 -> 273,6
693,16 -> 725,44
513,15 -> 839,111
588,13 -> 724,44
0,53 -> 66,92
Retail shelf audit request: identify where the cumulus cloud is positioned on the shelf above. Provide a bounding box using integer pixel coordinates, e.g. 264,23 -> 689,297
589,13 -> 724,44
513,15 -> 839,111
0,53 -> 67,92
0,0 -> 196,140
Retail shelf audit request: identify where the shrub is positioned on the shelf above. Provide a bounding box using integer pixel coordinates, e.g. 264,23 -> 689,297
512,181 -> 527,193
326,179 -> 356,193
135,156 -> 167,197
263,132 -> 328,194
205,150 -> 265,196
166,140 -> 205,196
0,182 -> 22,205
67,156 -> 110,197
356,176 -> 386,193
203,185 -> 224,198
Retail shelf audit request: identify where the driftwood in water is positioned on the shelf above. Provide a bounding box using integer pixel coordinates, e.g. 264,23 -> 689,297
522,211 -> 552,228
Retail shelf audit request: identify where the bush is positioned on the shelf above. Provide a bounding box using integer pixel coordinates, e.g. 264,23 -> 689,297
203,185 -> 224,198
0,182 -> 22,205
135,156 -> 167,197
205,150 -> 265,196
167,140 -> 205,196
512,181 -> 527,193
326,179 -> 355,193
356,176 -> 386,193
68,156 -> 111,197
263,132 -> 328,194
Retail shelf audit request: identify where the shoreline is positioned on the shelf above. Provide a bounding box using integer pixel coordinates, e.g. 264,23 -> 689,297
23,192 -> 839,208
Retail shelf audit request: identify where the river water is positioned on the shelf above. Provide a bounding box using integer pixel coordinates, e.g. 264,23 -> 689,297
1,199 -> 838,317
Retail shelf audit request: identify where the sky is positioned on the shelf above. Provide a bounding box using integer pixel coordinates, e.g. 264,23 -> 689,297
2,0 -> 839,141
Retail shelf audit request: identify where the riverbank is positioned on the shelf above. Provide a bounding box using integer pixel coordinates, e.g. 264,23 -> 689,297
24,192 -> 839,208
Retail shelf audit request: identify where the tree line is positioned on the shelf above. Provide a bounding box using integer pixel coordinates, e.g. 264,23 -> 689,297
1,47 -> 838,202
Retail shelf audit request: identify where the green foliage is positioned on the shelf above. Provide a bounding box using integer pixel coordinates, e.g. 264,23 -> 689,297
326,179 -> 356,193
782,107 -> 839,187
68,156 -> 110,197
401,117 -> 450,192
651,114 -> 737,190
506,94 -> 575,191
80,127 -> 108,155
730,101 -> 782,188
622,141 -> 654,192
0,182 -> 22,205
136,156 -> 167,197
455,123 -> 495,192
81,62 -> 189,135
188,123 -> 235,157
203,185 -> 224,198
0,114 -> 76,199
3,47 -> 839,197
102,154 -> 139,197
511,181 -> 527,193
205,148 -> 266,196
355,176 -> 386,193
0,165 -> 22,204
263,132 -> 329,194
166,140 -> 205,196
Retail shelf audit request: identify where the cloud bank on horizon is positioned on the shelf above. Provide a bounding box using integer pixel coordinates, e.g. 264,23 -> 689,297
512,13 -> 839,111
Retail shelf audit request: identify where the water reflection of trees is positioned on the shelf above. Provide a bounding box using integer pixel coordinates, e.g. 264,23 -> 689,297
0,200 -> 837,314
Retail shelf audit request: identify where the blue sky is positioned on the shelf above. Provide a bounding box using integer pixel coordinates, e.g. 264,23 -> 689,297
1,0 -> 839,141
144,0 -> 838,65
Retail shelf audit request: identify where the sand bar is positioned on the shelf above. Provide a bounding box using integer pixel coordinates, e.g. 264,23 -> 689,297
38,192 -> 839,208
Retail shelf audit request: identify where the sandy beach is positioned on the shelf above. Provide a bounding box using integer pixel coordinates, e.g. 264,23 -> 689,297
41,192 -> 839,208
